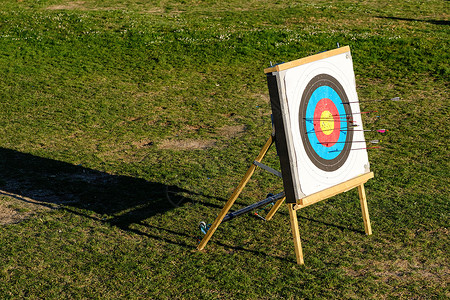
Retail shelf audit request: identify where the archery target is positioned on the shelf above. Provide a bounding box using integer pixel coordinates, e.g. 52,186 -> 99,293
266,47 -> 370,200
299,73 -> 354,172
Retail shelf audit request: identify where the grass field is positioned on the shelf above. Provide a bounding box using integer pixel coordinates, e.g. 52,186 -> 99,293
0,0 -> 448,298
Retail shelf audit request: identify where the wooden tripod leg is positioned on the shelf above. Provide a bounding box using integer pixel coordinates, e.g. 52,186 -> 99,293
288,204 -> 304,265
358,183 -> 372,235
197,136 -> 274,251
265,197 -> 285,221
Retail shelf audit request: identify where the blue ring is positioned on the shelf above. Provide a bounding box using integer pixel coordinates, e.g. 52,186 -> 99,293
305,86 -> 347,160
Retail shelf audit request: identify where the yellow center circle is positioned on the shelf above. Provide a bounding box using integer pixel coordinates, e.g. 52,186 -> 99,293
320,110 -> 334,135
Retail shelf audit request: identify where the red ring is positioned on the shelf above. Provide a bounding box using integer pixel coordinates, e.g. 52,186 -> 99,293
313,98 -> 340,147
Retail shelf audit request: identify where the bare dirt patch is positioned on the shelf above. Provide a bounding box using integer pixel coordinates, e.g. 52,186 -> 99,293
141,8 -> 165,14
0,204 -> 22,225
343,258 -> 449,291
157,125 -> 245,150
0,192 -> 52,225
46,1 -> 165,13
217,124 -> 246,138
253,93 -> 270,103
47,1 -> 89,10
158,139 -> 215,150
46,1 -> 121,11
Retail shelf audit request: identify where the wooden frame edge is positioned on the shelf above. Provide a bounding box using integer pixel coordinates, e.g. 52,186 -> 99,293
294,172 -> 374,210
264,46 -> 350,74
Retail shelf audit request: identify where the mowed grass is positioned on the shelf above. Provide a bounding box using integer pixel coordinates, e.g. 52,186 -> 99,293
0,0 -> 448,298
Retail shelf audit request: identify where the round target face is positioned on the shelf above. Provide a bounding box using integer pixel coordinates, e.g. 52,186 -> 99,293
299,74 -> 353,172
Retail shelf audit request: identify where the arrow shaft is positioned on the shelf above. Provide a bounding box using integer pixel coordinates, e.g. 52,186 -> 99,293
342,97 -> 400,104
318,141 -> 376,144
328,146 -> 380,153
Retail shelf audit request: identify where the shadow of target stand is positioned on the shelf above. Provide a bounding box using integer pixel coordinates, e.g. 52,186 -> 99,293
197,46 -> 374,264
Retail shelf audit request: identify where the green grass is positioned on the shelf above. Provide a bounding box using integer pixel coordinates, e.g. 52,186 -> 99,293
0,0 -> 448,298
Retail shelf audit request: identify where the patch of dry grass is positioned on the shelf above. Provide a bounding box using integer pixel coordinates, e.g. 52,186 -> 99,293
0,194 -> 52,225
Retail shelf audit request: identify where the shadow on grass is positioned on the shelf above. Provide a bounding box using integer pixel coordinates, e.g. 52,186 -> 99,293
298,215 -> 365,235
0,148 -> 362,263
377,16 -> 450,26
0,147 -> 224,231
63,205 -> 296,263
139,222 -> 296,263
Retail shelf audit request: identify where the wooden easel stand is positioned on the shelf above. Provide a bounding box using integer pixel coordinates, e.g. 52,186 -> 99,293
197,135 -> 275,251
283,172 -> 374,264
197,135 -> 374,265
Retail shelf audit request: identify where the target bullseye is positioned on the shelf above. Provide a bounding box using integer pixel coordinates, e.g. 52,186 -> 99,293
319,111 -> 334,136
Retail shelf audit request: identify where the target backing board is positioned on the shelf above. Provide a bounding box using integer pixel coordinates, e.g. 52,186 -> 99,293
265,46 -> 371,203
